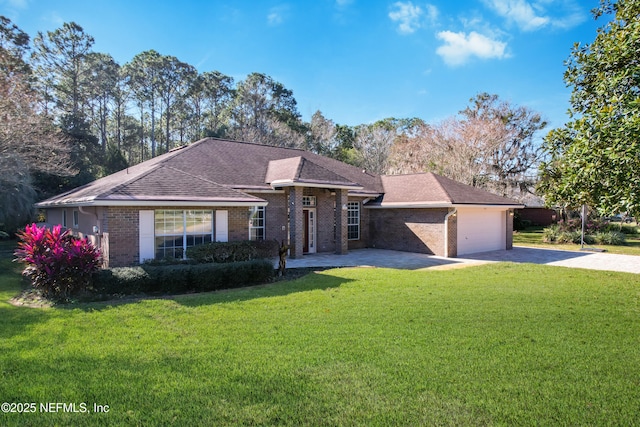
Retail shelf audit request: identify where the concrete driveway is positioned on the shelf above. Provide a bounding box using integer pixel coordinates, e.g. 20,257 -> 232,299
284,246 -> 640,274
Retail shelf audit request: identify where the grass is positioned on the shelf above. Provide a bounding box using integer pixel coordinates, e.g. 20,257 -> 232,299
514,225 -> 640,256
1,241 -> 640,426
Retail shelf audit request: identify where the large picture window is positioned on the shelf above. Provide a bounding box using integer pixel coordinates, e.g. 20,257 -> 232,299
249,206 -> 265,241
155,210 -> 213,259
347,202 -> 360,240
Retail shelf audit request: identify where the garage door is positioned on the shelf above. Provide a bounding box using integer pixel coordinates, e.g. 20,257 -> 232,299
457,208 -> 506,256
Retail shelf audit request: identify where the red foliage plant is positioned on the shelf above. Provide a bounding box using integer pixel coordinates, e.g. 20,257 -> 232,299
14,224 -> 101,300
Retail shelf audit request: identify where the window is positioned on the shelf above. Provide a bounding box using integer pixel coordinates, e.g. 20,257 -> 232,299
249,206 -> 265,241
302,196 -> 316,207
73,210 -> 79,228
62,210 -> 67,228
155,210 -> 213,260
347,202 -> 360,240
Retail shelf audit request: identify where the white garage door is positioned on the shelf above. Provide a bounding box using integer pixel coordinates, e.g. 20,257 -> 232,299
457,208 -> 506,256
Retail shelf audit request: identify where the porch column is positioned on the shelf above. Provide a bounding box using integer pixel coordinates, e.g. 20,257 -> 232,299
335,189 -> 348,255
288,186 -> 304,259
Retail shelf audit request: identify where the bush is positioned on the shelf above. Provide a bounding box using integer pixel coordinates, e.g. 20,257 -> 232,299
542,226 -> 559,243
603,223 -> 638,235
14,224 -> 101,300
593,231 -> 626,245
556,231 -> 584,244
92,267 -> 155,295
542,224 -> 627,246
91,259 -> 275,296
186,240 -> 279,264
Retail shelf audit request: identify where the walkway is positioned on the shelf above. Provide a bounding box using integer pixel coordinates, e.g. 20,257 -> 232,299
284,246 -> 640,274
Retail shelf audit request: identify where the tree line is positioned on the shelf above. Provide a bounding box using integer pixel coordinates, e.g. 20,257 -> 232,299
7,2 -> 635,233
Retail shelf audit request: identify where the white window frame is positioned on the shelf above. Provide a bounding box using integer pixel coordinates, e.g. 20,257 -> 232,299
73,210 -> 79,228
347,201 -> 360,240
154,210 -> 214,260
62,210 -> 67,228
302,196 -> 316,207
249,206 -> 265,241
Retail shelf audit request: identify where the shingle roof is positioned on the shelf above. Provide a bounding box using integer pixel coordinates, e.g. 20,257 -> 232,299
368,173 -> 523,207
36,139 -> 521,209
36,138 -> 381,207
265,156 -> 362,189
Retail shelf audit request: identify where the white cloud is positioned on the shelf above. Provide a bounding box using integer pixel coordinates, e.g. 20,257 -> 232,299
267,5 -> 289,26
268,12 -> 283,25
485,0 -> 550,31
436,30 -> 508,66
389,1 -> 424,34
0,0 -> 28,8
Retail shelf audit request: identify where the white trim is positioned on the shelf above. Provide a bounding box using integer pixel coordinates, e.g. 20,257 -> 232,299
304,208 -> 316,253
139,210 -> 155,263
239,188 -> 286,194
347,201 -> 360,240
37,200 -> 268,208
365,202 -> 524,209
215,210 -> 229,242
269,180 -> 363,190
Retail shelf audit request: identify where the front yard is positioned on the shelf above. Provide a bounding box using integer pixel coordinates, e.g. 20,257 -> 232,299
1,241 -> 639,426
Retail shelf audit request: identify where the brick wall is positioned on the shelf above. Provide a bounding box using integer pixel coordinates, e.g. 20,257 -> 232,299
254,192 -> 289,244
306,188 -> 336,253
368,208 -> 449,256
506,209 -> 514,250
446,210 -> 457,257
105,206 -> 140,267
104,206 -> 254,267
248,189 -> 361,255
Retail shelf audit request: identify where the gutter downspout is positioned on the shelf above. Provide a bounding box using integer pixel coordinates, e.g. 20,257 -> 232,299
444,208 -> 457,258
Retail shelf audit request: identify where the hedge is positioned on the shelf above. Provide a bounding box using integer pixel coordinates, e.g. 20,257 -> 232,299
186,240 -> 279,264
90,259 -> 275,296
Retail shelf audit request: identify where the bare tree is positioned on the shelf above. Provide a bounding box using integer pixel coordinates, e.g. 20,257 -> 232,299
306,110 -> 338,155
0,71 -> 73,229
353,122 -> 396,174
389,94 -> 546,200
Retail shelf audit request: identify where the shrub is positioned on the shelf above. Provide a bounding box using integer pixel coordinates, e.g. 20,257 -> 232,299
556,231 -> 583,244
603,223 -> 638,235
593,231 -> 626,245
186,240 -> 279,264
542,226 -> 559,243
92,267 -> 155,295
14,224 -> 101,300
91,259 -> 275,297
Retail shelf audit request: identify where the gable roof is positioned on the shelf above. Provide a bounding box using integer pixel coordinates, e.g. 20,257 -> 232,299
265,156 -> 363,190
367,173 -> 523,208
36,138 -> 381,208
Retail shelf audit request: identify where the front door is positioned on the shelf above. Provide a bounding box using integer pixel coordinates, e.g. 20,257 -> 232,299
303,208 -> 316,253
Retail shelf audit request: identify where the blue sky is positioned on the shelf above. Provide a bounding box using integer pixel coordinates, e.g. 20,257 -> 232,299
1,0 -> 603,130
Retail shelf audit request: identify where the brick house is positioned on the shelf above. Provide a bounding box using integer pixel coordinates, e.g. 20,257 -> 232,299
36,138 -> 523,267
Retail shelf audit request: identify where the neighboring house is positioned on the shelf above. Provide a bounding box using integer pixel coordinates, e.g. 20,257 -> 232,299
36,138 -> 523,267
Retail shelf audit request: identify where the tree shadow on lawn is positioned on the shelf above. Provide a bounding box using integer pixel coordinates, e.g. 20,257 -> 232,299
62,268 -> 355,312
175,269 -> 355,308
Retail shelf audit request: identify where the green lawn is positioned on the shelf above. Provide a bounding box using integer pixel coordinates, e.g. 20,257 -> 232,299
514,225 -> 640,256
1,243 -> 640,426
